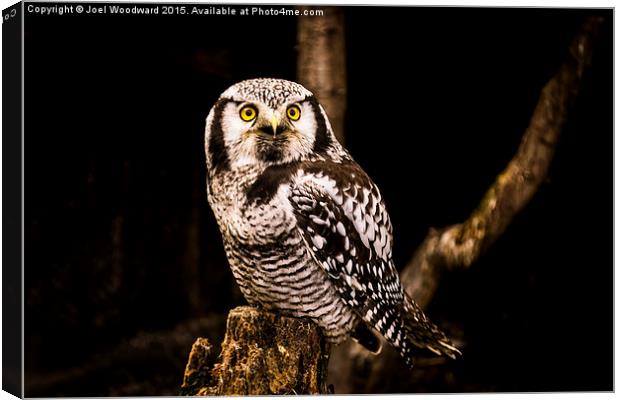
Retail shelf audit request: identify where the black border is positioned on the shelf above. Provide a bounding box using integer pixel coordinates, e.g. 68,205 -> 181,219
2,1 -> 23,398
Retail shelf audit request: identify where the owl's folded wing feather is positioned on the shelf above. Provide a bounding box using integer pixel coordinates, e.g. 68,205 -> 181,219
289,163 -> 460,363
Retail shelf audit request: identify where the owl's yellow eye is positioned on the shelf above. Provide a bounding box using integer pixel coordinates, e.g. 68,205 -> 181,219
286,105 -> 301,121
239,106 -> 257,121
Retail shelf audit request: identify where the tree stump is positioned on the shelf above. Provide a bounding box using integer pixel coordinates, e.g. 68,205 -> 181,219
181,306 -> 331,395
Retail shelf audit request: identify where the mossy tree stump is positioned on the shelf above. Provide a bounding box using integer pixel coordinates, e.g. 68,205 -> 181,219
181,306 -> 331,395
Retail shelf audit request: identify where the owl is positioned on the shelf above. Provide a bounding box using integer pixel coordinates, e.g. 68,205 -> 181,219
204,78 -> 459,367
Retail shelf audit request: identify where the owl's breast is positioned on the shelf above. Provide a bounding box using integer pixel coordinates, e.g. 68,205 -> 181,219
208,166 -> 358,343
208,167 -> 297,247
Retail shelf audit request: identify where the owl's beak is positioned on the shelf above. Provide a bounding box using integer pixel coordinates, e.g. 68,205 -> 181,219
255,113 -> 285,139
270,115 -> 279,138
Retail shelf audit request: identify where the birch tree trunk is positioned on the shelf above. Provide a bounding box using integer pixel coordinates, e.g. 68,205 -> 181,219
297,6 -> 347,145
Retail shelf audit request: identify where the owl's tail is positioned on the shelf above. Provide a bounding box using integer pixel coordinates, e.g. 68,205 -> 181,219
398,294 -> 461,366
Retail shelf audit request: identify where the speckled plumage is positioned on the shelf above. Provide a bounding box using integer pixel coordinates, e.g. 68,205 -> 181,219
204,78 -> 459,366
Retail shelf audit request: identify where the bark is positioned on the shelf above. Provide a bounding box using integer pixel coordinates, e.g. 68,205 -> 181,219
180,338 -> 215,396
181,306 -> 331,395
297,6 -> 347,145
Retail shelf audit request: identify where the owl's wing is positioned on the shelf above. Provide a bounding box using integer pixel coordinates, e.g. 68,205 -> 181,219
290,164 -> 401,303
289,161 -> 459,363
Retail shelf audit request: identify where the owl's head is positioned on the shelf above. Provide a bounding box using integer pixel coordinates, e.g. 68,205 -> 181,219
204,78 -> 340,174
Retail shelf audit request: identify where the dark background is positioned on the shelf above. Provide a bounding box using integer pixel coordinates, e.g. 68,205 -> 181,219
23,5 -> 612,396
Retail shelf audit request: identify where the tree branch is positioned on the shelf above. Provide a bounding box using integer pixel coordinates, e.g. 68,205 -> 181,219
328,16 -> 604,393
402,16 -> 603,309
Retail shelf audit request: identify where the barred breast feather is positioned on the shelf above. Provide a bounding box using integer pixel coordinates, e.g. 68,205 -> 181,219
207,163 -> 359,343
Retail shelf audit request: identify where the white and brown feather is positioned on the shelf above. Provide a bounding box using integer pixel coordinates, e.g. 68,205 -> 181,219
205,78 -> 459,366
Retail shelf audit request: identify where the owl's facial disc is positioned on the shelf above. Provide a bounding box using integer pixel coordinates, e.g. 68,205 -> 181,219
205,78 -> 337,174
247,103 -> 310,163
220,100 -> 316,166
